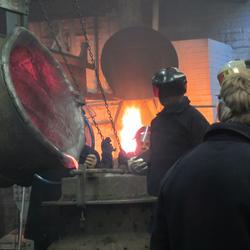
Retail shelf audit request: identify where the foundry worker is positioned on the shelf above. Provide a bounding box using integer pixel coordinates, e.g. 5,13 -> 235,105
24,147 -> 97,250
147,67 -> 209,195
24,139 -> 112,250
99,137 -> 115,168
24,167 -> 79,250
150,60 -> 250,250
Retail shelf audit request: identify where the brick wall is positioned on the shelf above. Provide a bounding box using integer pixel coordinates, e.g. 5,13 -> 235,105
173,39 -> 212,122
172,38 -> 233,122
159,0 -> 250,59
208,39 -> 233,118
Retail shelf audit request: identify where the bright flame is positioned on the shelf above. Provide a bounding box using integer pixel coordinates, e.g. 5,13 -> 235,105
120,107 -> 143,153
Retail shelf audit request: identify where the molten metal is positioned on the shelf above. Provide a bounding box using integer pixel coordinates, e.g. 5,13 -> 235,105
63,153 -> 79,169
10,46 -> 79,151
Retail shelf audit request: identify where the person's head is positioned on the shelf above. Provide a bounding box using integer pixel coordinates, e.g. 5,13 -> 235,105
152,67 -> 187,107
134,126 -> 151,155
217,60 -> 250,124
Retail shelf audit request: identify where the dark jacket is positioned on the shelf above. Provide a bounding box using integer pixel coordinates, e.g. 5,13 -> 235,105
25,145 -> 108,250
148,96 -> 209,195
24,167 -> 81,250
150,122 -> 250,250
25,146 -> 98,249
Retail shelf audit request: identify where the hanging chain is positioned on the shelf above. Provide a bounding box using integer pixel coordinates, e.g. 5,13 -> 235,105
73,0 -> 122,150
85,106 -> 104,141
38,0 -> 79,92
38,0 -> 107,140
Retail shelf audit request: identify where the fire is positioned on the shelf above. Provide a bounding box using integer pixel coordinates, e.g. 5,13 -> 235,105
120,107 -> 143,153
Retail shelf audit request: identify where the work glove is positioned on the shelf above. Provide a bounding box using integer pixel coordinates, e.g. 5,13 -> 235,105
127,157 -> 148,175
83,154 -> 97,169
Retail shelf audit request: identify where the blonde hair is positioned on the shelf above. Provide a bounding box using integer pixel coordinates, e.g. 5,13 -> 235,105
219,71 -> 250,124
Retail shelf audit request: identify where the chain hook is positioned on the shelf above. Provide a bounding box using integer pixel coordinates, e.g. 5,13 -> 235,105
73,0 -> 122,150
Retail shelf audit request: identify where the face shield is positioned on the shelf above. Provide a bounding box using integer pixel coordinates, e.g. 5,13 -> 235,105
134,126 -> 151,154
153,85 -> 160,97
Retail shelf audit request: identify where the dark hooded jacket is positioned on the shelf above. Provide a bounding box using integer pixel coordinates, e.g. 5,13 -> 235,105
150,122 -> 250,250
147,96 -> 209,195
25,145 -> 98,250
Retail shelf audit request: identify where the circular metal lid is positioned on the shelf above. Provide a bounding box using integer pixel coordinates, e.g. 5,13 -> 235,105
101,27 -> 178,99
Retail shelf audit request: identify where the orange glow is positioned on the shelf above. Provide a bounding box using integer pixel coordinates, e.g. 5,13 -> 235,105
63,153 -> 79,169
172,39 -> 215,123
119,107 -> 143,153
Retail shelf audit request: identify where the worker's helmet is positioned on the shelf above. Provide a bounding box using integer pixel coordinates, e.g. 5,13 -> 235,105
152,67 -> 187,97
217,59 -> 250,85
